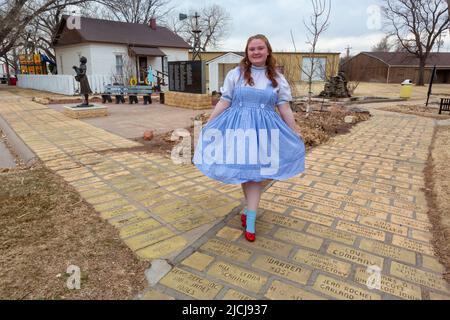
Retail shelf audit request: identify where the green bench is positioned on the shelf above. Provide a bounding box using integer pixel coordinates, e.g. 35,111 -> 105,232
102,85 -> 125,104
102,85 -> 153,104
126,85 -> 153,105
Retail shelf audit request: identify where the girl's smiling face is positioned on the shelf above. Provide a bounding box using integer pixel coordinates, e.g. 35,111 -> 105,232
247,39 -> 269,67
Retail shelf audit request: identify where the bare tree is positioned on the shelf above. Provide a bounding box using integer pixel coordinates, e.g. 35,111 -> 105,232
372,35 -> 393,51
0,0 -> 91,57
301,0 -> 331,114
0,0 -> 92,80
382,0 -> 449,86
94,0 -> 173,24
167,4 -> 231,51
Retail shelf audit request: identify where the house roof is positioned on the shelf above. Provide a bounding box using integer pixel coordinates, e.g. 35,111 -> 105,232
53,16 -> 191,49
129,46 -> 166,56
361,52 -> 450,67
205,52 -> 244,64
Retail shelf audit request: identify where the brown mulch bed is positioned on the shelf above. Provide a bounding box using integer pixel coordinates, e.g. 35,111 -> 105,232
379,104 -> 450,120
424,125 -> 450,283
131,109 -> 371,156
294,110 -> 370,149
0,164 -> 148,299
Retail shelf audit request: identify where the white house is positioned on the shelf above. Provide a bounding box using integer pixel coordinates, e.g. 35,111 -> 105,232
52,16 -> 191,86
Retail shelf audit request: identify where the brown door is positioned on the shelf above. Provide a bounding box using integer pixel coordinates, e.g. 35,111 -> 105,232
138,56 -> 147,83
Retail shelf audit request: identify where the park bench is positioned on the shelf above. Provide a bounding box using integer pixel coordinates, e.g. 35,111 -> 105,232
102,84 -> 126,104
126,85 -> 153,105
439,98 -> 450,114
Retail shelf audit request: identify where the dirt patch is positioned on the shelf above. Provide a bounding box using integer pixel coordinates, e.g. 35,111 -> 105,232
0,164 -> 148,299
294,110 -> 370,148
120,110 -> 370,157
424,125 -> 450,283
378,104 -> 450,120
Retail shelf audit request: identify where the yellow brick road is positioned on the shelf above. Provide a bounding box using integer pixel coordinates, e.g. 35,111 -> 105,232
148,109 -> 450,300
1,90 -> 449,300
0,90 -> 241,261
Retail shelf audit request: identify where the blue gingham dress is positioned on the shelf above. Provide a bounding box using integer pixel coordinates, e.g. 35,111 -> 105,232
193,66 -> 305,184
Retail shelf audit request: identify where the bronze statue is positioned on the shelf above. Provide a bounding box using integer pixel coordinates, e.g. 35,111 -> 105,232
73,56 -> 92,106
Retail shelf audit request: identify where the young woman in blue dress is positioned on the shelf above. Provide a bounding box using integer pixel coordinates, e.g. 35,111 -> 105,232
193,34 -> 305,242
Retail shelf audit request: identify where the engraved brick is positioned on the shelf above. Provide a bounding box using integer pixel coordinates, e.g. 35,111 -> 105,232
354,267 -> 422,300
274,227 -> 323,250
252,255 -> 312,285
265,280 -> 324,300
359,217 -> 407,236
336,220 -> 386,241
327,242 -> 384,268
182,252 -> 215,271
391,235 -> 435,256
290,209 -> 334,227
160,267 -> 222,299
359,238 -> 415,264
201,239 -> 253,262
307,223 -> 356,245
313,274 -> 381,300
260,211 -> 306,230
390,261 -> 449,292
313,205 -> 357,221
293,249 -> 351,278
207,262 -> 267,293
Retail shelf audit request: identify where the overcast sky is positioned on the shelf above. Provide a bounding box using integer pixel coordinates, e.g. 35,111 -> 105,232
171,0 -> 450,55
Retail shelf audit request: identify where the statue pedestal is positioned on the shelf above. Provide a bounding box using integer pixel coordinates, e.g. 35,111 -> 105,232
63,105 -> 108,119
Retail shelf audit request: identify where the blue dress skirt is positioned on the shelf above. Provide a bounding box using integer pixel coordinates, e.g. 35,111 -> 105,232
193,83 -> 305,184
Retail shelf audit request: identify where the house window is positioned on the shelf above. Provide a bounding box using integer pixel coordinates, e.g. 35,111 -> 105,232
301,57 -> 327,81
162,56 -> 168,74
115,55 -> 123,75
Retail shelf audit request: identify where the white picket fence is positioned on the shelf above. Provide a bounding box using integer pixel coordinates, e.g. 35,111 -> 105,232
17,74 -> 113,95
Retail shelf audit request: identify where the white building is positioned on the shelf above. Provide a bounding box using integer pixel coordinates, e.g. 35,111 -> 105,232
52,16 -> 190,86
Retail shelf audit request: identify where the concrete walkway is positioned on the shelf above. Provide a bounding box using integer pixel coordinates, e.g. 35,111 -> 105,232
1,88 -> 449,300
47,102 -> 207,138
0,138 -> 16,168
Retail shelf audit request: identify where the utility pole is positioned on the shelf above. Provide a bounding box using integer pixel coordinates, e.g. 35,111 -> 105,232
191,12 -> 202,61
345,45 -> 352,59
290,29 -> 297,52
180,12 -> 202,61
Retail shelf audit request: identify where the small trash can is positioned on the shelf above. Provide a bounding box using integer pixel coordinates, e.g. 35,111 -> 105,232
159,92 -> 165,104
8,76 -> 17,86
400,79 -> 413,99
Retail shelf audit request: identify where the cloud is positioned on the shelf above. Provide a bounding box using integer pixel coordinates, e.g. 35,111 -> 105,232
172,0 -> 446,55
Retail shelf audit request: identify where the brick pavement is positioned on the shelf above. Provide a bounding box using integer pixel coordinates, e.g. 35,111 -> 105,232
1,89 -> 449,300
0,90 -> 241,262
144,109 -> 450,300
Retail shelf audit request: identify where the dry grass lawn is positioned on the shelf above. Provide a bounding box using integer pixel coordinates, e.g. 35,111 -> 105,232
425,125 -> 450,283
378,104 -> 450,120
293,81 -> 450,101
0,165 -> 148,299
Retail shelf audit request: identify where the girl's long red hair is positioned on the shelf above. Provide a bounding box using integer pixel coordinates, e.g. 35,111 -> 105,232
239,34 -> 278,88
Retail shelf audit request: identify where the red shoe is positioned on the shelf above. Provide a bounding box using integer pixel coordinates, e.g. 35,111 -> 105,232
241,214 -> 246,228
245,231 -> 255,242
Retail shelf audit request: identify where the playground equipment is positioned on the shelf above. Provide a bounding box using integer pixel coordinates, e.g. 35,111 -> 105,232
19,53 -> 56,75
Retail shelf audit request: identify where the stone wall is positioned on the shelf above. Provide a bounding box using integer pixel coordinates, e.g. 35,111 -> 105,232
164,92 -> 212,110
